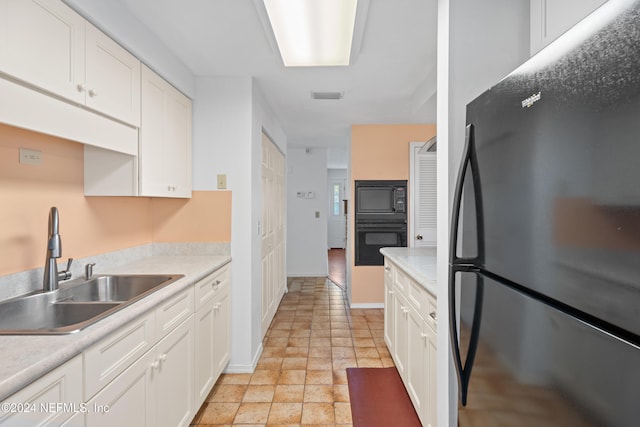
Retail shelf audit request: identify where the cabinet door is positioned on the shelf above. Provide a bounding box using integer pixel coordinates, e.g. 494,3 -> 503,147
392,293 -> 408,380
155,316 -> 195,427
406,305 -> 426,418
163,83 -> 192,197
0,0 -> 85,104
383,279 -> 395,352
530,0 -> 607,55
140,65 -> 192,198
86,350 -> 157,427
194,298 -> 216,407
0,355 -> 83,427
84,23 -> 140,127
213,282 -> 231,378
425,322 -> 437,427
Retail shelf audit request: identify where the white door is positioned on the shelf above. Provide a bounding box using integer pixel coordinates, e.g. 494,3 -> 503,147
410,140 -> 437,247
261,132 -> 285,336
327,169 -> 347,249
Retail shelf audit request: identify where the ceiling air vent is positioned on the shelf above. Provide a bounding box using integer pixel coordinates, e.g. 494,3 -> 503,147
311,91 -> 344,100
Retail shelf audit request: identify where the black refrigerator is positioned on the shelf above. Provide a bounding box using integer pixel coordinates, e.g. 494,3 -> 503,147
449,1 -> 640,426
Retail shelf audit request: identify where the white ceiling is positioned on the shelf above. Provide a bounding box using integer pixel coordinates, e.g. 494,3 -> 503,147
102,0 -> 438,151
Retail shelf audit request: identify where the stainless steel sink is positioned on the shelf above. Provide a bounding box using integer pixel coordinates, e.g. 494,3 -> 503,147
0,274 -> 183,335
58,275 -> 180,303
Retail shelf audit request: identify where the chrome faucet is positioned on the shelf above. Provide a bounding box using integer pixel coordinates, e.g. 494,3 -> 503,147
43,207 -> 73,292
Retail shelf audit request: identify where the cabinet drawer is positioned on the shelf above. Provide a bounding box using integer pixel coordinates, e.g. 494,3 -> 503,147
156,287 -> 194,339
407,277 -> 428,314
194,264 -> 229,312
394,267 -> 408,294
0,355 -> 83,427
84,311 -> 155,399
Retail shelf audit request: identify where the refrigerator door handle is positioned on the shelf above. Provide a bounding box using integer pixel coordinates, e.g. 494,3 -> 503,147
449,123 -> 485,266
449,123 -> 486,405
449,267 -> 484,406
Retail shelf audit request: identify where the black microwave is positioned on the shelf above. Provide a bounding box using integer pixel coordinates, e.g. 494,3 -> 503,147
355,180 -> 407,222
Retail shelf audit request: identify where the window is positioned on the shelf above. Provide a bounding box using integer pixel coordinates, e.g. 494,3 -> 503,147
333,183 -> 341,216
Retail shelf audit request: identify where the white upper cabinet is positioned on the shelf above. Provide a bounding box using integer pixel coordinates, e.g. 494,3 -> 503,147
139,65 -> 192,198
0,0 -> 140,127
530,0 -> 608,55
84,22 -> 141,126
0,0 -> 85,104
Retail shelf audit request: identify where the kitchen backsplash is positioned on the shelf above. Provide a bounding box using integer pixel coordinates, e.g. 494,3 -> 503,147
0,242 -> 230,302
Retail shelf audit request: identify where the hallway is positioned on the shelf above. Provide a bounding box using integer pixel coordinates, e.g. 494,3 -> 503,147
190,277 -> 392,426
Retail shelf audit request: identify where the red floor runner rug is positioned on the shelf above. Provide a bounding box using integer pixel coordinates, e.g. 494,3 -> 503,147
347,367 -> 422,427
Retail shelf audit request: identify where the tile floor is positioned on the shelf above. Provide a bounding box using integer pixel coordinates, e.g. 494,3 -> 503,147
190,277 -> 394,426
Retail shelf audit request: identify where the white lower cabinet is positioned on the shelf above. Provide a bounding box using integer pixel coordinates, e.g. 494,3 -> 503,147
383,258 -> 437,427
0,355 -> 83,427
0,262 -> 231,427
194,265 -> 230,407
86,316 -> 195,427
86,349 -> 156,427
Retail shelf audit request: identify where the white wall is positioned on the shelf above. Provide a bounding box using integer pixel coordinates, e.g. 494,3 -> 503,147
437,0 -> 531,426
193,77 -> 287,372
286,148 -> 328,277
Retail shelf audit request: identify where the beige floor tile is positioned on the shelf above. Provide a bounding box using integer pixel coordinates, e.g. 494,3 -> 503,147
308,346 -> 331,358
357,357 -> 383,368
233,402 -> 271,424
355,347 -> 380,358
307,357 -> 332,370
304,385 -> 334,402
333,384 -> 350,402
305,370 -> 333,385
268,402 -> 303,424
250,370 -> 280,385
256,357 -> 284,370
301,402 -> 335,424
197,402 -> 239,424
242,385 -> 276,402
217,373 -> 252,385
208,384 -> 247,402
279,370 -> 307,385
273,384 -> 305,402
281,357 -> 308,370
335,402 -> 353,424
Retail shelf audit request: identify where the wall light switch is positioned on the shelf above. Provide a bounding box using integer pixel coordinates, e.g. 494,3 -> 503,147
19,148 -> 42,165
217,174 -> 227,189
315,211 -> 320,218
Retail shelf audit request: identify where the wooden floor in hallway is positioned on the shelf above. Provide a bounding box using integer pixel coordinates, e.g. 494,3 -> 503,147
327,249 -> 346,290
190,277 -> 392,426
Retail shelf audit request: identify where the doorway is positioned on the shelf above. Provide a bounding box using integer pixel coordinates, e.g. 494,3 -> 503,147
327,168 -> 347,289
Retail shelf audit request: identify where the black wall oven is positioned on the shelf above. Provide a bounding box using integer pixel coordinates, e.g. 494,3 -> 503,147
354,180 -> 407,266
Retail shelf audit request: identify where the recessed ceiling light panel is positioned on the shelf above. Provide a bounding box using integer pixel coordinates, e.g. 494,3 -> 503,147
263,0 -> 358,67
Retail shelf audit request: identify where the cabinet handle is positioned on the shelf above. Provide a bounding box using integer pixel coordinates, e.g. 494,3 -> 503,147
77,83 -> 86,92
159,353 -> 167,363
88,88 -> 98,97
389,290 -> 394,295
421,332 -> 428,339
384,267 -> 391,271
151,360 -> 160,370
429,312 -> 437,321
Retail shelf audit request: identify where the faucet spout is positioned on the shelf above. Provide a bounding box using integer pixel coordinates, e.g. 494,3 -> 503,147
43,207 -> 62,292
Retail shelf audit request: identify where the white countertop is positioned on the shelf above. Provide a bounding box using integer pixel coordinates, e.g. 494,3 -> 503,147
380,247 -> 438,296
0,255 -> 231,401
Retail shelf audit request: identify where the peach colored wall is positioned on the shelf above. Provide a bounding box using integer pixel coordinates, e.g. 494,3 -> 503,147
152,191 -> 231,242
0,123 -> 231,276
350,124 -> 437,304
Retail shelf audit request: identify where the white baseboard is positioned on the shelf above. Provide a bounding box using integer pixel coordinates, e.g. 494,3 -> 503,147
224,342 -> 264,374
350,302 -> 384,309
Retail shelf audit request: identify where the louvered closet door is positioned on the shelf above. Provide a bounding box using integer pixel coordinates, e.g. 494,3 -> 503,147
413,151 -> 437,247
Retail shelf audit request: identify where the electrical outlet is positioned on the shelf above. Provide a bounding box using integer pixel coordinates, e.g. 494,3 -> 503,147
217,174 -> 227,189
19,148 -> 42,165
